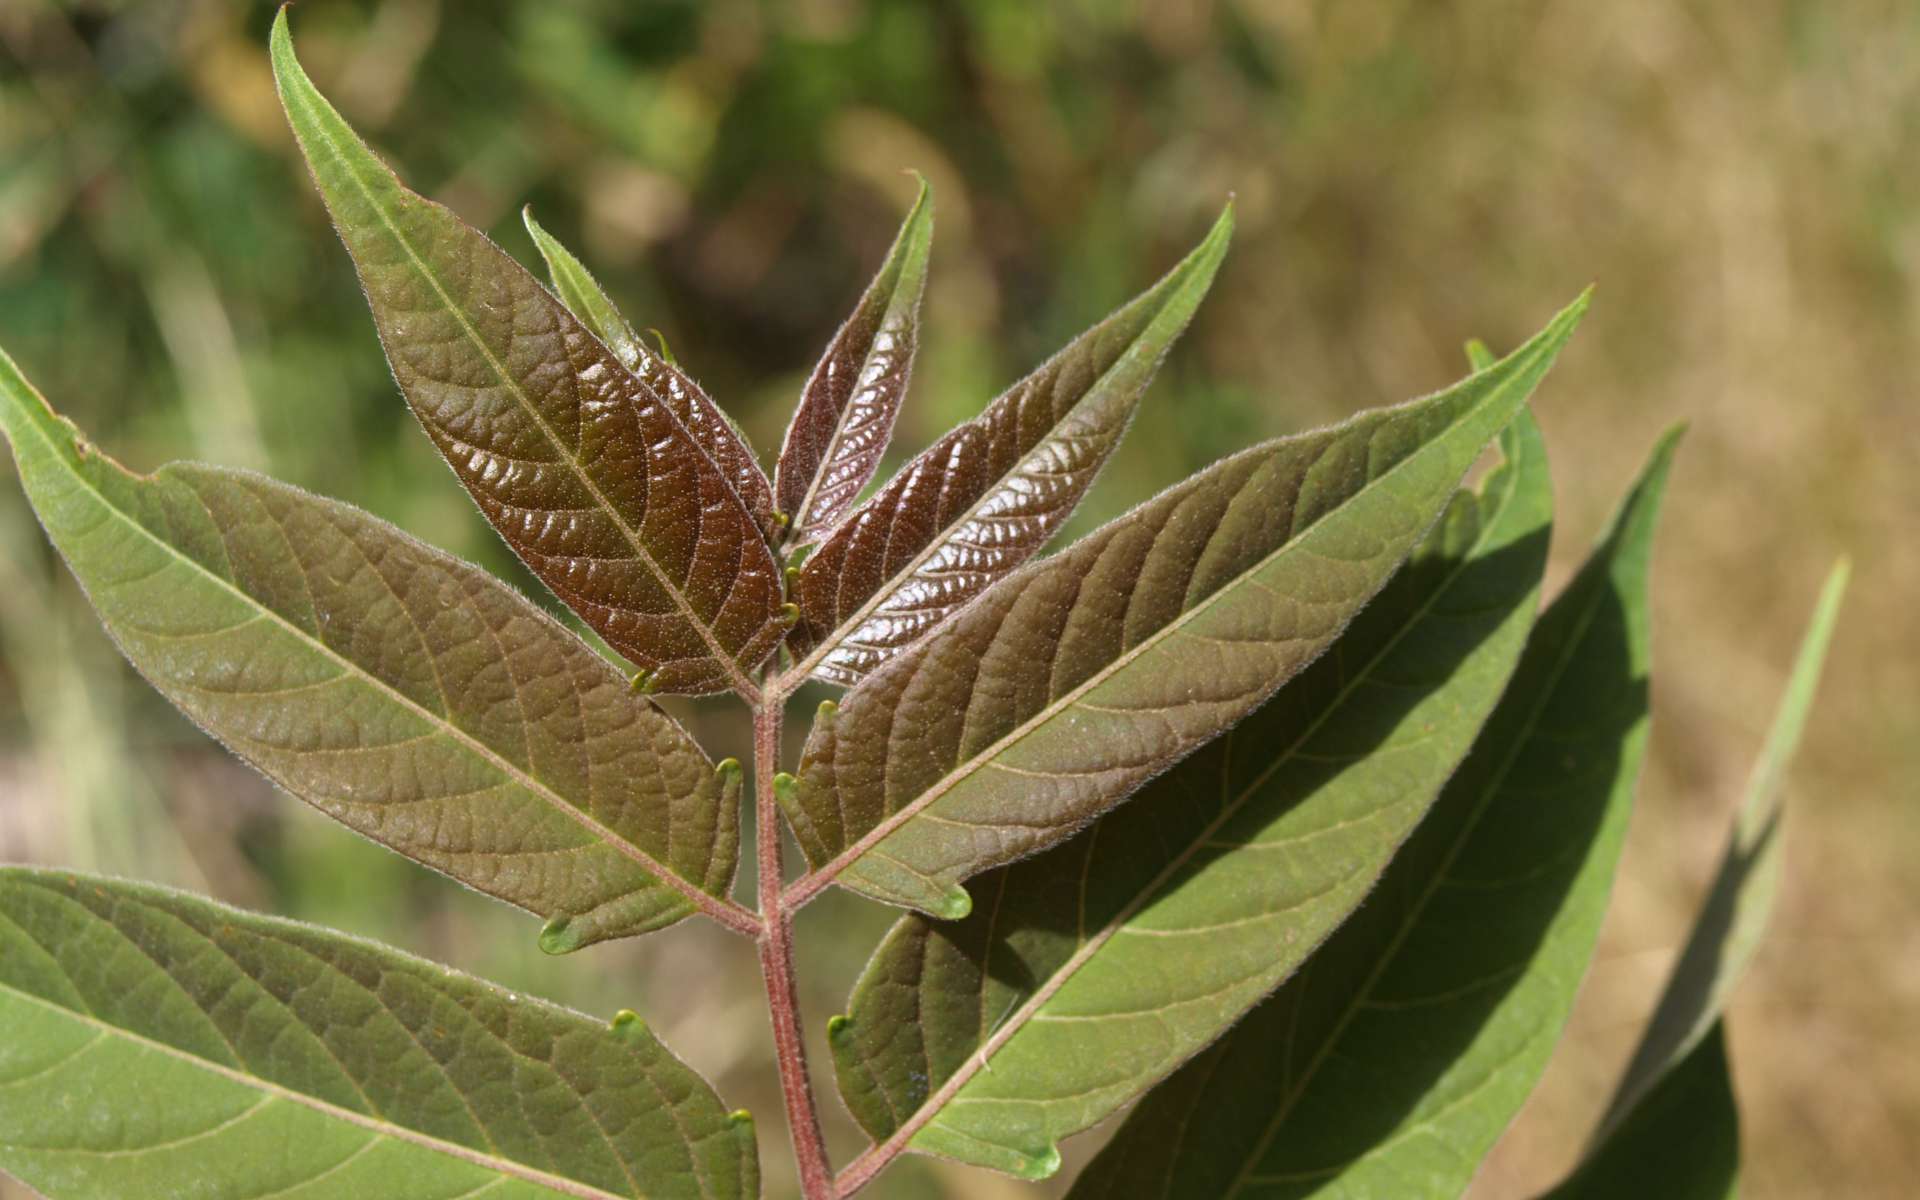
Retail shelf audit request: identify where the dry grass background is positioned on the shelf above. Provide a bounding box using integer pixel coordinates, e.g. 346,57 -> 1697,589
0,1 -> 1912,1197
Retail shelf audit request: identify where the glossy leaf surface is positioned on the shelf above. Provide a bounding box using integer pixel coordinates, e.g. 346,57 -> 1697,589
788,206 -> 1232,685
776,179 -> 932,544
522,207 -> 777,540
786,296 -> 1588,916
272,13 -> 784,696
828,411 -> 1554,1180
1591,558 -> 1847,1141
0,869 -> 757,1200
1068,428 -> 1677,1200
0,347 -> 746,949
1542,1024 -> 1740,1200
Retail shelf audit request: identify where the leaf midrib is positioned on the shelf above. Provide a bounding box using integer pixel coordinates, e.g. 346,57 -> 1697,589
789,384 -> 1123,686
1217,540 -> 1620,1199
787,303 -> 1160,686
799,364 -> 1536,903
0,981 -> 633,1200
283,77 -> 761,699
784,221 -> 923,543
786,329 -> 880,544
843,426 -> 1531,1170
0,371 -> 751,936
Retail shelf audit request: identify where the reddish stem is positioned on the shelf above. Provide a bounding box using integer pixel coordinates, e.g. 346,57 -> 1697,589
754,696 -> 836,1199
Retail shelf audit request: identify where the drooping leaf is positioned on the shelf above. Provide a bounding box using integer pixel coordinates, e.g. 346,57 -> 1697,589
522,206 -> 777,539
0,346 -> 752,949
1588,557 -> 1848,1141
775,178 -> 933,545
826,409 -> 1554,1183
1540,1023 -> 1740,1200
0,869 -> 757,1200
787,205 -> 1233,685
1536,558 -> 1846,1197
271,11 -> 784,696
1066,426 -> 1679,1200
783,295 -> 1589,916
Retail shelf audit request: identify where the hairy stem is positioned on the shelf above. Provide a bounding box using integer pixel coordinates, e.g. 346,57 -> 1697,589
833,1141 -> 890,1199
755,694 -> 836,1198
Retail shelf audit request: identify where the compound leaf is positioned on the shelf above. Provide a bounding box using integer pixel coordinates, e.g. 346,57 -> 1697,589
0,869 -> 757,1200
0,347 -> 750,948
1067,426 -> 1679,1200
272,11 -> 784,696
522,206 -> 777,540
785,295 -> 1588,916
776,178 -> 932,545
828,409 -> 1554,1181
788,205 -> 1232,685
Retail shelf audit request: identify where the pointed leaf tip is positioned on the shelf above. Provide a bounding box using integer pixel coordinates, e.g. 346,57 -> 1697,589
520,202 -> 779,544
775,173 -> 935,542
790,207 -> 1234,684
275,4 -> 784,693
1202,198 -> 1236,252
1586,547 -> 1844,1152
791,297 -> 1577,913
2,355 -> 743,950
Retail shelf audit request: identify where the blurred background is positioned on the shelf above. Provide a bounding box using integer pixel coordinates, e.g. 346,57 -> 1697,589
0,1 -> 1910,1196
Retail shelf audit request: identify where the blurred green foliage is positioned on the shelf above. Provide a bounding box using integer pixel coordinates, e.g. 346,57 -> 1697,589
1,2 -> 1913,1198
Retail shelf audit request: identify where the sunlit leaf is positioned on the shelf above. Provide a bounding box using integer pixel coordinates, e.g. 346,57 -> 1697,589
271,12 -> 784,696
1541,1023 -> 1740,1200
783,295 -> 1588,917
787,205 -> 1233,685
0,869 -> 757,1200
522,206 -> 777,540
0,347 -> 752,948
775,177 -> 932,545
1067,426 -> 1679,1199
1589,557 -> 1848,1140
827,410 -> 1553,1182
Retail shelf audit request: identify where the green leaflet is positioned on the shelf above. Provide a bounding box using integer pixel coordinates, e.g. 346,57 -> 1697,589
1590,558 -> 1849,1139
1541,1024 -> 1740,1200
0,346 -> 749,948
522,206 -> 649,372
0,869 -> 756,1200
786,294 -> 1588,916
521,207 -> 777,539
787,205 -> 1233,686
272,12 -> 784,696
828,410 -> 1553,1180
1539,559 -> 1846,1198
776,177 -> 933,544
1067,427 -> 1679,1200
